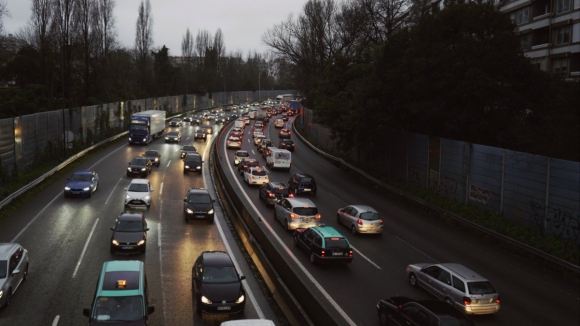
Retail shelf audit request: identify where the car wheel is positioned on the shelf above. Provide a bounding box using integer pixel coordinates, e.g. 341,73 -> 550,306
293,235 -> 298,247
209,217 -> 214,224
309,252 -> 316,264
89,189 -> 93,198
196,297 -> 202,315
184,215 -> 188,223
409,273 -> 418,287
5,289 -> 12,306
379,311 -> 389,326
311,191 -> 316,196
351,225 -> 357,235
284,219 -> 290,232
126,172 -> 131,177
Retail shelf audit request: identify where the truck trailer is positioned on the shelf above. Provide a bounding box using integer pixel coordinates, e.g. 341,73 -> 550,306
128,110 -> 166,145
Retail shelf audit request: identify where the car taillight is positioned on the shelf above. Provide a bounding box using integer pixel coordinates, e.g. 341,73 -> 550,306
268,192 -> 275,198
288,193 -> 294,198
348,250 -> 353,257
315,214 -> 321,219
463,297 -> 471,305
380,219 -> 384,225
290,213 -> 298,219
250,175 -> 254,179
321,250 -> 325,258
357,219 -> 363,225
496,297 -> 500,304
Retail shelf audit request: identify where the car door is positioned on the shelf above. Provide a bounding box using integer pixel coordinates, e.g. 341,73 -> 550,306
9,248 -> 24,291
431,268 -> 452,299
418,265 -> 442,295
275,200 -> 287,223
347,207 -> 358,227
338,206 -> 352,225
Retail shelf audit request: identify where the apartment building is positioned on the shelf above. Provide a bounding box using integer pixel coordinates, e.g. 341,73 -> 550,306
502,0 -> 579,77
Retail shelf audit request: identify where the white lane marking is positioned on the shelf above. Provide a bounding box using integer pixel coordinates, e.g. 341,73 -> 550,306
351,246 -> 381,269
160,182 -> 164,195
207,129 -> 265,319
166,160 -> 171,168
222,136 -> 356,325
328,192 -> 348,205
52,315 -> 60,326
72,218 -> 99,278
11,143 -> 127,242
104,177 -> 124,206
158,198 -> 168,325
395,236 -> 438,261
252,150 -> 256,155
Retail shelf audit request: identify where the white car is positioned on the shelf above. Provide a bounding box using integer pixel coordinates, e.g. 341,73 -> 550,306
226,136 -> 242,149
244,167 -> 269,186
124,179 -> 153,208
254,135 -> 266,146
274,119 -> 284,128
234,150 -> 250,165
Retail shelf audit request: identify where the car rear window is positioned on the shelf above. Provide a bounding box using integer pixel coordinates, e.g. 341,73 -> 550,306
293,207 -> 318,215
467,281 -> 497,295
300,177 -> 313,183
236,152 -> 249,157
272,187 -> 289,195
360,212 -> 380,220
324,238 -> 349,249
252,170 -> 267,176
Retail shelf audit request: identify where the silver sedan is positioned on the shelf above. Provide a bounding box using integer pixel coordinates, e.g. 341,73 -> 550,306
336,205 -> 383,235
0,243 -> 29,308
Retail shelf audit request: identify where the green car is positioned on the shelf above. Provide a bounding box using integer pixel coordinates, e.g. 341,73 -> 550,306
83,261 -> 155,325
293,225 -> 353,264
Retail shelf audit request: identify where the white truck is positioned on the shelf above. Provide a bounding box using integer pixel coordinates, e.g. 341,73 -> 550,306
234,119 -> 245,129
266,148 -> 291,171
128,110 -> 166,145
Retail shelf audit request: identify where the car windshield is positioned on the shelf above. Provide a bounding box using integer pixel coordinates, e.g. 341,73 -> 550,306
325,238 -> 350,249
202,266 -> 238,284
0,261 -> 6,278
115,220 -> 144,232
130,124 -> 147,131
236,152 -> 249,157
130,159 -> 147,166
293,207 -> 318,215
93,295 -> 143,321
168,132 -> 179,136
144,151 -> 157,157
186,156 -> 201,163
71,173 -> 92,181
467,281 -> 497,295
182,146 -> 196,152
360,212 -> 380,220
128,183 -> 149,192
188,194 -> 211,204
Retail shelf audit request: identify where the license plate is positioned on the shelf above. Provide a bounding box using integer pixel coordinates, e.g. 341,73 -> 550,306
302,218 -> 311,222
122,246 -> 133,250
217,306 -> 231,310
303,189 -> 311,191
332,252 -> 344,256
72,192 -> 80,194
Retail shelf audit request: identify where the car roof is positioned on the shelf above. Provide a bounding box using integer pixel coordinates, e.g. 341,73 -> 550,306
167,131 -> 179,134
285,197 -> 316,207
119,211 -> 144,221
294,173 -> 313,178
269,182 -> 287,188
348,205 -> 377,213
129,179 -> 150,185
201,251 -> 234,267
439,263 -> 488,281
187,188 -> 209,195
0,243 -> 19,258
73,171 -> 94,175
311,225 -> 344,238
235,150 -> 248,154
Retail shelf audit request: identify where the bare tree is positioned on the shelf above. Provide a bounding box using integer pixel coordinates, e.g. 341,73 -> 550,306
181,27 -> 193,94
135,0 -> 153,95
75,0 -> 95,102
360,0 -> 411,44
94,0 -> 116,60
54,0 -> 79,107
0,0 -> 10,36
194,29 -> 211,68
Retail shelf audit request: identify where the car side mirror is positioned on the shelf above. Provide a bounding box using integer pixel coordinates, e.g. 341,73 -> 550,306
110,227 -> 115,231
128,162 -> 131,165
145,228 -> 150,231
339,208 -> 344,212
147,305 -> 155,315
13,268 -> 20,275
212,199 -> 216,202
240,275 -> 246,281
83,308 -> 91,317
124,188 -> 128,191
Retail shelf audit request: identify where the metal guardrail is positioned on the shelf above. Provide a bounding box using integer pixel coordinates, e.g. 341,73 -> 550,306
291,118 -> 580,275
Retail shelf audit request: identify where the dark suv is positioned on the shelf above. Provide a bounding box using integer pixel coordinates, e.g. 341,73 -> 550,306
184,153 -> 203,173
183,188 -> 215,222
376,296 -> 475,326
127,157 -> 152,177
288,173 -> 317,196
259,182 -> 293,206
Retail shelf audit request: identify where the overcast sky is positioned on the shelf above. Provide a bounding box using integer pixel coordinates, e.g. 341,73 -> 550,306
3,0 -> 309,56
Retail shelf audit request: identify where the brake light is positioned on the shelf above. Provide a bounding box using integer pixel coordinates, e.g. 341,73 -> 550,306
357,219 -> 363,225
463,297 -> 471,305
290,213 -> 298,219
380,219 -> 384,226
321,250 -> 325,258
496,297 -> 500,304
348,250 -> 353,257
268,192 -> 275,198
288,193 -> 294,198
250,175 -> 254,179
315,214 -> 321,219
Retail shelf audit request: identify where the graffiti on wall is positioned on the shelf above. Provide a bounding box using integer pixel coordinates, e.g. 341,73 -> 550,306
409,164 -> 425,185
469,184 -> 490,204
529,200 -> 580,241
429,170 -> 457,198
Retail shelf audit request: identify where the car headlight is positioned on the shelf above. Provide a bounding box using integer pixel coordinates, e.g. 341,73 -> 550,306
128,137 -> 132,141
126,195 -> 132,200
154,158 -> 159,161
185,165 -> 190,169
137,240 -> 146,246
142,138 -> 147,142
112,240 -> 119,245
64,186 -> 71,190
144,195 -> 150,201
201,296 -> 212,304
127,167 -> 131,171
165,137 -> 169,139
196,166 -> 201,169
208,209 -> 214,215
186,208 -> 194,214
235,294 -> 245,304
83,187 -> 90,191
141,168 -> 146,171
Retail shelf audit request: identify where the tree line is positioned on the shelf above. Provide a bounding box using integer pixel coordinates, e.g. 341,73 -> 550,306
263,0 -> 579,162
0,0 -> 292,119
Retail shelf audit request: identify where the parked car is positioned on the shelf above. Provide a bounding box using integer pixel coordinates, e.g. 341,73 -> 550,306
406,263 -> 501,315
183,188 -> 215,222
376,296 -> 475,326
124,178 -> 153,208
64,171 -> 99,197
336,205 -> 383,235
109,211 -> 149,254
293,225 -> 353,264
0,243 -> 29,308
288,173 -> 317,196
192,251 -> 246,315
142,150 -> 161,166
274,197 -> 321,231
127,157 -> 152,177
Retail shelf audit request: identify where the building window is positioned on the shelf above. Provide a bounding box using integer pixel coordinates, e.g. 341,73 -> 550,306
553,58 -> 569,76
520,34 -> 531,51
531,57 -> 547,71
511,7 -> 530,25
553,25 -> 571,45
556,0 -> 571,13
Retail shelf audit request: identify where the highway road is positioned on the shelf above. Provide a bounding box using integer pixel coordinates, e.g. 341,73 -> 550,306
215,110 -> 580,326
1,106 -> 578,326
0,116 -> 281,326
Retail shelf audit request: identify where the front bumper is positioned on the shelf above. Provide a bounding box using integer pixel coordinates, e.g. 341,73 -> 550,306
111,242 -> 146,254
125,199 -> 150,207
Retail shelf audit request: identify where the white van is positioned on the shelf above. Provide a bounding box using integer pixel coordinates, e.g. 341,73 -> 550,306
234,119 -> 245,129
266,148 -> 291,171
248,109 -> 257,119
